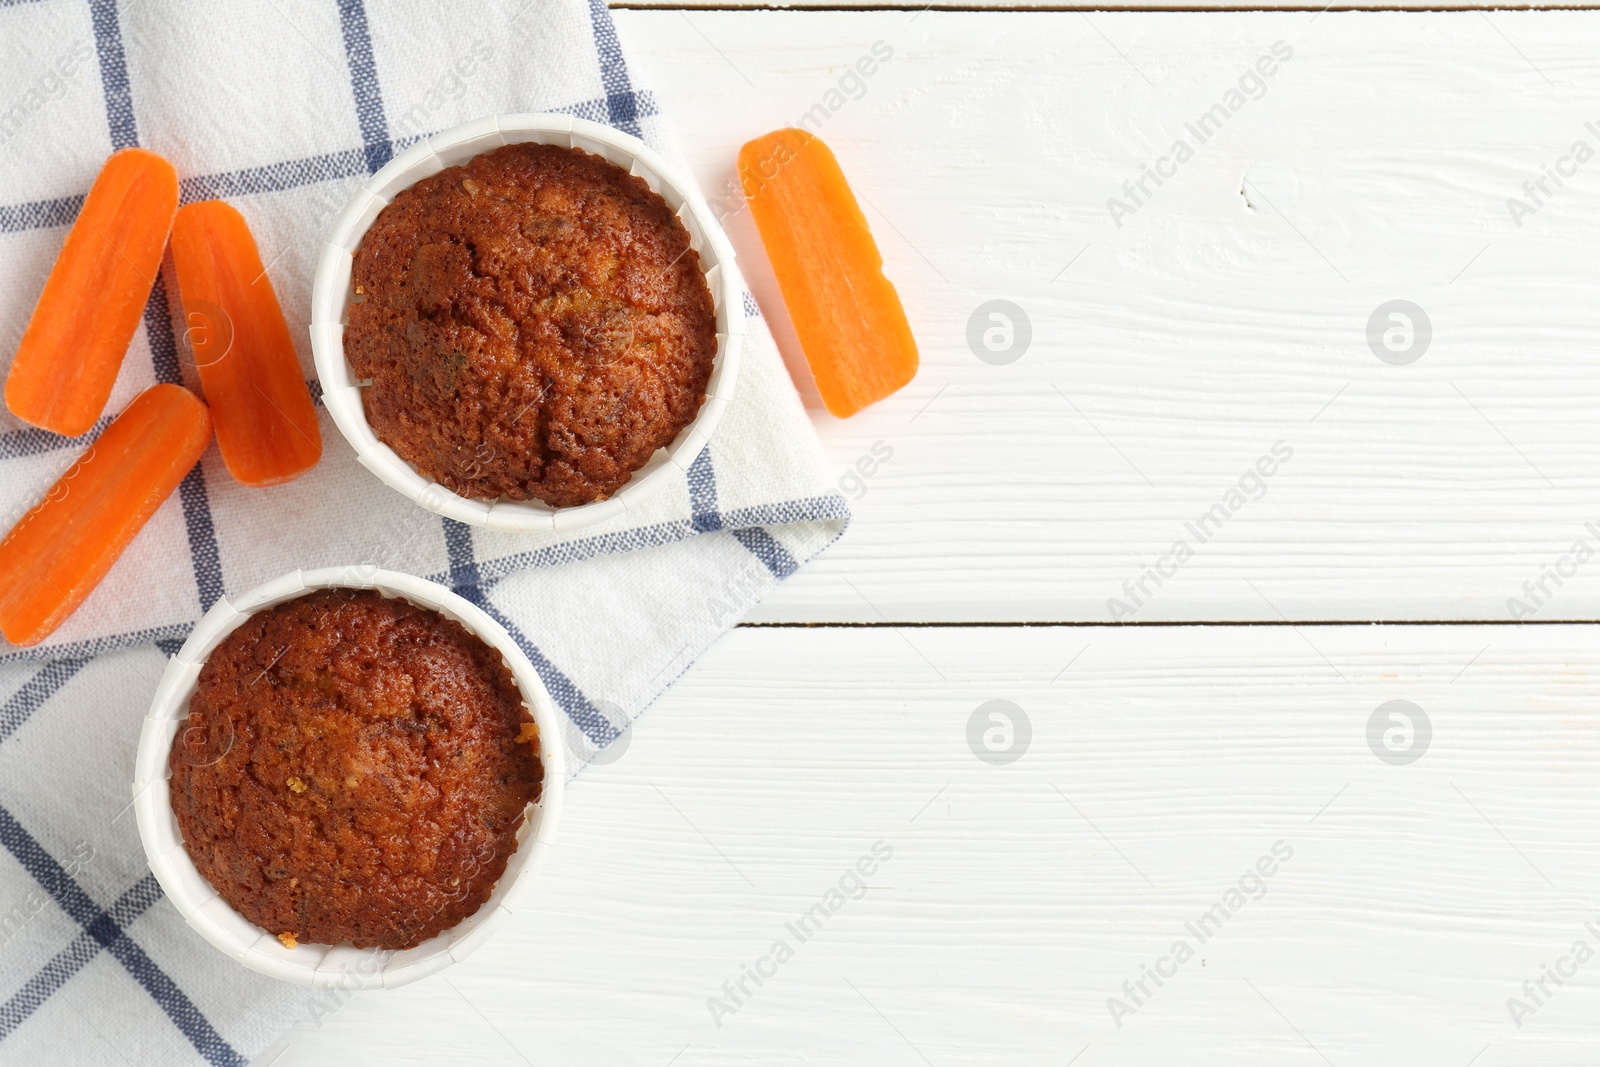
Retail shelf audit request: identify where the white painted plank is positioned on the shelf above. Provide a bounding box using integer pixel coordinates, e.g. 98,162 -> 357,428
260,623 -> 1600,1065
614,9 -> 1600,623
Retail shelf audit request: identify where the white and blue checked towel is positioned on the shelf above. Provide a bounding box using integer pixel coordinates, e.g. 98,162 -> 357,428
0,1 -> 849,1062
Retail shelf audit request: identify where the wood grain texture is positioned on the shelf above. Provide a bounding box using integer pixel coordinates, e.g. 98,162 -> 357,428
261,624 -> 1600,1065
614,9 -> 1600,623
251,11 -> 1600,1065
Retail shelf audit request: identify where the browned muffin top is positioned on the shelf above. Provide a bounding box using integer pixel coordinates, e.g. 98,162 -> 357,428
169,589 -> 544,951
344,142 -> 717,508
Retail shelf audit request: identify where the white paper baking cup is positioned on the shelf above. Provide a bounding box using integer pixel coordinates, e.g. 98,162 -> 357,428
309,114 -> 744,533
132,567 -> 566,990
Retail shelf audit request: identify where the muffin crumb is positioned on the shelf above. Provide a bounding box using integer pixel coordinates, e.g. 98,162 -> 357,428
345,142 -> 717,507
169,590 -> 544,950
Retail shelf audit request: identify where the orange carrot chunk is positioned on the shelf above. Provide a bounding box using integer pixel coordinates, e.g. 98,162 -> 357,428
5,148 -> 179,436
170,200 -> 321,486
738,129 -> 918,418
0,384 -> 211,646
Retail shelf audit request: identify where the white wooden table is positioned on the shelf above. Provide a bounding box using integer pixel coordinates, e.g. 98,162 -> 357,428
269,4 -> 1600,1063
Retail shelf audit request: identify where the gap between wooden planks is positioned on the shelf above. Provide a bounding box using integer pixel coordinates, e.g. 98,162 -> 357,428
266,623 -> 1600,1066
616,8 -> 1600,626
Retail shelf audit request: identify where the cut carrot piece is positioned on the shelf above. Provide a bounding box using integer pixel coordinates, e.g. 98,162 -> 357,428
0,384 -> 211,646
170,200 -> 321,486
5,148 -> 179,436
738,129 -> 918,418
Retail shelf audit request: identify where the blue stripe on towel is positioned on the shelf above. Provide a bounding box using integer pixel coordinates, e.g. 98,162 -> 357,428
439,493 -> 849,590
441,517 -> 482,593
180,148 -> 367,204
0,0 -> 845,1062
145,275 -> 226,613
687,444 -> 798,575
91,0 -> 229,616
442,520 -> 618,747
86,0 -> 136,150
335,0 -> 392,174
732,527 -> 799,579
0,806 -> 245,1065
0,932 -> 102,1039
3,6 -> 246,1063
0,493 -> 849,667
176,467 -> 225,612
0,624 -> 195,668
586,0 -> 641,138
0,875 -> 164,1041
0,659 -> 87,747
0,194 -> 84,234
687,448 -> 722,533
0,418 -> 109,462
144,275 -> 181,386
0,92 -> 660,243
105,933 -> 247,1067
0,809 -> 100,931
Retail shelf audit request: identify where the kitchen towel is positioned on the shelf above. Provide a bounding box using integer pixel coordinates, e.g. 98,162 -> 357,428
0,1 -> 848,1063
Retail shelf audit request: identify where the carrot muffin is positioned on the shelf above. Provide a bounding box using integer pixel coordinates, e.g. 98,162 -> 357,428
344,142 -> 718,508
169,590 -> 544,951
